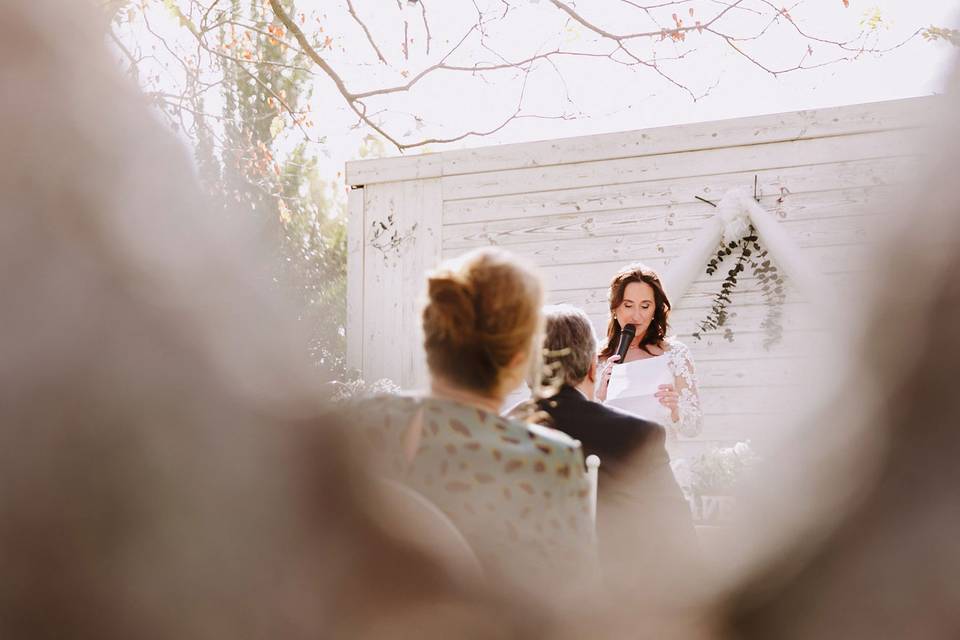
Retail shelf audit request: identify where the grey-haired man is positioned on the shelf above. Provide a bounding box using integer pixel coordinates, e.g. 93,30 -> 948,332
536,304 -> 696,555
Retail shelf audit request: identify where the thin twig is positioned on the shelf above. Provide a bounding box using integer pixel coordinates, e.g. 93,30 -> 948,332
418,0 -> 432,55
346,0 -> 388,64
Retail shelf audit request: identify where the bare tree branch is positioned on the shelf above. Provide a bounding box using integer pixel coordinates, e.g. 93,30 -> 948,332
548,0 -> 745,42
117,0 -> 931,153
268,0 -> 353,104
108,26 -> 140,80
756,0 -> 921,55
345,0 -> 388,64
200,0 -> 222,31
418,0 -> 432,56
350,26 -> 475,98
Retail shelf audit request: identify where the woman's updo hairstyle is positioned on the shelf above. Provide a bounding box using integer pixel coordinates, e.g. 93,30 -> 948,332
422,248 -> 543,396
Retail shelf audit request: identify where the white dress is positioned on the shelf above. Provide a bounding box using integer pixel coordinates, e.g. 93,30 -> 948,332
604,338 -> 703,438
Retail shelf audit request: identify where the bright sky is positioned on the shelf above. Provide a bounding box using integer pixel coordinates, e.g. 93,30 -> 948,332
121,1 -> 960,188
340,4 -> 957,133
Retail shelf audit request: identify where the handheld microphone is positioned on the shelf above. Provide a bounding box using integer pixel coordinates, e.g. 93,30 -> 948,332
614,324 -> 636,363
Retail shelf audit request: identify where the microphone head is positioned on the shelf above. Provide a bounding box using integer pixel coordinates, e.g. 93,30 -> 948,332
614,323 -> 637,362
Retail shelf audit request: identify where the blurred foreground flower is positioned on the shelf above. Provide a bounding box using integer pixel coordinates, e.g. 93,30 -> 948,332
690,440 -> 759,497
329,378 -> 400,403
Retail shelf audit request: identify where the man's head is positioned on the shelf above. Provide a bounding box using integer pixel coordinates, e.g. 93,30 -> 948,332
542,304 -> 598,389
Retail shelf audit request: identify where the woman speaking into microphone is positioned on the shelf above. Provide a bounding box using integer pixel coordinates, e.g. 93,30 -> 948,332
595,263 -> 703,438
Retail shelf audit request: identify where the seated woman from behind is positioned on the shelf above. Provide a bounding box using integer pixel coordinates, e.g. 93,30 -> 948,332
353,248 -> 593,593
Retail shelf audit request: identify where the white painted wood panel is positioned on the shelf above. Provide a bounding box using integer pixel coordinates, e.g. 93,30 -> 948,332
694,357 -> 811,389
533,245 -> 869,293
549,282 -> 825,316
547,273 -> 863,322
346,187 -> 365,372
587,302 -> 823,335
441,97 -> 929,176
698,385 -> 805,415
442,186 -> 895,250
442,156 -> 915,225
347,153 -> 442,188
441,129 -> 917,201
673,330 -> 830,362
360,179 -> 444,388
346,97 -> 931,185
362,182 -> 406,384
555,323 -> 829,363
676,413 -> 786,444
442,214 -> 885,268
398,178 -> 442,390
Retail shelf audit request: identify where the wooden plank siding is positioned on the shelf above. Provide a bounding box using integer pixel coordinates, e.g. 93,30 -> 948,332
346,188 -> 365,372
361,183 -> 405,384
360,180 -> 442,388
438,128 -> 916,201
346,96 -> 930,186
346,97 -> 929,457
440,156 -> 913,225
441,186 -> 897,250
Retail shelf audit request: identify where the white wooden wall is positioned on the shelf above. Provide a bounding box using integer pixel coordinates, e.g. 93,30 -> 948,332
346,97 -> 928,455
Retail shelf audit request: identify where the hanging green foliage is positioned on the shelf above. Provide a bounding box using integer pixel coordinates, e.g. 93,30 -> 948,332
692,225 -> 786,349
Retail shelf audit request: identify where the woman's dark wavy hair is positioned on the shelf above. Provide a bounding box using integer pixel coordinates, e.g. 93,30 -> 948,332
598,263 -> 671,360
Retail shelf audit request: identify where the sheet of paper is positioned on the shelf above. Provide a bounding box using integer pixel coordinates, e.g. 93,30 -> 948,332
606,357 -> 673,423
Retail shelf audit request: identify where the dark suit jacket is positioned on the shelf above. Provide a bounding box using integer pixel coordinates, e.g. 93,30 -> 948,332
535,385 -> 697,555
537,385 -> 666,483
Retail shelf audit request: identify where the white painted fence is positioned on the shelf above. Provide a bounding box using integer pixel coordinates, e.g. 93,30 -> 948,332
345,97 -> 928,456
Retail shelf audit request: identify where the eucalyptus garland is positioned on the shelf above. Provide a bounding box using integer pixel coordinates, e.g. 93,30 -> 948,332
691,224 -> 786,349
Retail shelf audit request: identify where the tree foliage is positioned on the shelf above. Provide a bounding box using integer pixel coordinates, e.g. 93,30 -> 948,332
922,26 -> 960,47
110,0 -> 348,375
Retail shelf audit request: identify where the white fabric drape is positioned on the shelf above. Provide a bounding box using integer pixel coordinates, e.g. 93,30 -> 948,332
662,188 -> 831,305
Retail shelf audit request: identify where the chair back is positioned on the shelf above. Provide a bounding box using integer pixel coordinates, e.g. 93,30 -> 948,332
377,479 -> 484,582
585,454 -> 600,526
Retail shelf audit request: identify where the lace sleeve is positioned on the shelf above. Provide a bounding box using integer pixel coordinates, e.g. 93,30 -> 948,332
665,340 -> 703,437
